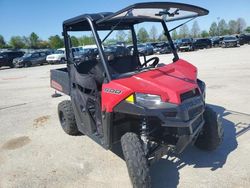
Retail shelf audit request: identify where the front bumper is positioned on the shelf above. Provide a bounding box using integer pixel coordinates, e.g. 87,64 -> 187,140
179,45 -> 192,51
47,59 -> 60,64
223,42 -> 238,47
13,61 -> 25,68
114,95 -> 205,153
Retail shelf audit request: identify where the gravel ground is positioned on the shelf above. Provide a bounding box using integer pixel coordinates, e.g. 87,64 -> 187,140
0,45 -> 250,188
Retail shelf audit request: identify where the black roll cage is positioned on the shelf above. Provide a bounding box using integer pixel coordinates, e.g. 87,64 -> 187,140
62,2 -> 208,82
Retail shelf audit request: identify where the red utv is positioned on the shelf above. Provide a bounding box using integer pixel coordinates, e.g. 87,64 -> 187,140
50,2 -> 224,187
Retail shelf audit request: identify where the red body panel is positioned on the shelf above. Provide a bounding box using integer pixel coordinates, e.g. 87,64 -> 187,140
102,59 -> 198,112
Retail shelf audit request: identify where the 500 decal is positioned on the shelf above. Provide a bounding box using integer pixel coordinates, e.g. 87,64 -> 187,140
104,88 -> 122,95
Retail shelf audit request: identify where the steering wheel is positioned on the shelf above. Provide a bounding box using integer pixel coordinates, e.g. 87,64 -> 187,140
141,57 -> 160,68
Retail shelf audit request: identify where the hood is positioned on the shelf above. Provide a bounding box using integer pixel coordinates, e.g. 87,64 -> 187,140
13,56 -> 26,62
113,59 -> 198,104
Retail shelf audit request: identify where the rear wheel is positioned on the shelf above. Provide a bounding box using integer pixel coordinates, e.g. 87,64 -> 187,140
195,106 -> 224,151
121,132 -> 151,188
58,100 -> 81,136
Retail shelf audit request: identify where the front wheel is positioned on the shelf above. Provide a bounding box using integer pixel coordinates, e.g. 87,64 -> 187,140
195,106 -> 224,151
121,132 -> 151,188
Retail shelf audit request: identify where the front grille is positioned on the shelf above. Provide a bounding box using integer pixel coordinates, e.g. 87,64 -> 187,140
188,105 -> 203,119
164,111 -> 177,118
180,89 -> 200,102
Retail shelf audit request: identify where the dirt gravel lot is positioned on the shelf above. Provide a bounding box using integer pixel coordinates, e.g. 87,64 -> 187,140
0,45 -> 250,188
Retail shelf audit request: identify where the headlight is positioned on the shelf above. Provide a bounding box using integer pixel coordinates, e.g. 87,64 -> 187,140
130,93 -> 162,106
125,93 -> 162,106
18,59 -> 23,62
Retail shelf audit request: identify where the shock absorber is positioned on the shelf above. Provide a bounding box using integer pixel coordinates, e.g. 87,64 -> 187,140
140,117 -> 149,154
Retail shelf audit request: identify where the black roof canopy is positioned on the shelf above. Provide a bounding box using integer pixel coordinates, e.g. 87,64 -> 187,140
63,2 -> 209,31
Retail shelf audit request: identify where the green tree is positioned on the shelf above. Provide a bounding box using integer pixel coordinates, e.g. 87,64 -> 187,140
127,30 -> 133,44
78,35 -> 95,45
22,36 -> 31,48
209,22 -> 218,36
29,32 -> 39,48
201,30 -> 209,38
190,21 -> 200,38
137,27 -> 149,43
0,35 -> 6,48
104,38 -> 117,46
70,36 -> 79,47
9,36 -> 26,49
228,20 -> 238,35
116,30 -> 127,42
171,30 -> 178,40
179,24 -> 189,38
218,19 -> 228,35
38,40 -> 50,49
245,26 -> 250,33
149,25 -> 158,42
48,35 -> 64,49
158,31 -> 167,41
236,18 -> 246,34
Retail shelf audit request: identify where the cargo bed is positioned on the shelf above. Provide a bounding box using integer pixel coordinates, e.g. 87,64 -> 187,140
50,68 -> 70,95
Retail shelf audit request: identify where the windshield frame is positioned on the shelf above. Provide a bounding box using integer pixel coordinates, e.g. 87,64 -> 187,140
62,2 -> 209,82
64,20 -> 178,81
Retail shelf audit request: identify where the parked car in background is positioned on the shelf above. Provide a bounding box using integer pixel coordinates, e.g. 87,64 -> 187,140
211,37 -> 222,47
127,45 -> 134,55
74,48 -> 99,64
71,47 -> 81,57
147,42 -> 159,53
237,34 -> 250,45
220,36 -> 239,48
178,38 -> 194,52
0,51 -> 24,68
152,43 -> 162,54
158,42 -> 172,54
46,48 -> 66,64
104,45 -> 130,58
13,51 -> 48,68
174,39 -> 181,49
82,48 -> 98,60
193,38 -> 212,49
137,43 -> 154,55
45,49 -> 55,55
